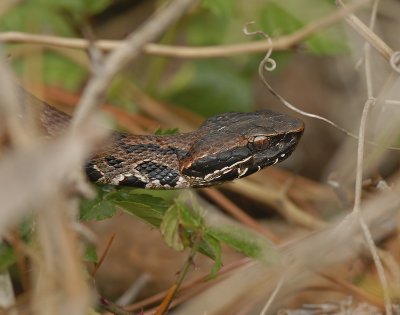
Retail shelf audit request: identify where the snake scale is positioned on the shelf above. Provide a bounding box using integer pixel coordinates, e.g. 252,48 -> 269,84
34,91 -> 304,189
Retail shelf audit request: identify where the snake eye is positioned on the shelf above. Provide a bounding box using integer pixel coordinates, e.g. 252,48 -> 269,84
250,135 -> 270,151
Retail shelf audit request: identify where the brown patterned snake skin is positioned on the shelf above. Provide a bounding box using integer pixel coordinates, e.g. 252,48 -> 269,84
33,91 -> 304,189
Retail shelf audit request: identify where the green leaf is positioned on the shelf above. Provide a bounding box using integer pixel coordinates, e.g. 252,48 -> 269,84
185,11 -> 228,46
160,199 -> 205,251
42,53 -> 87,91
165,60 -> 252,117
259,2 -> 302,37
112,192 -> 170,228
203,234 -> 222,278
41,0 -> 111,15
160,204 -> 184,251
306,30 -> 349,55
80,199 -> 116,221
0,244 -> 15,272
259,1 -> 349,55
83,244 -> 98,263
208,225 -> 276,260
0,4 -> 74,35
80,186 -> 117,221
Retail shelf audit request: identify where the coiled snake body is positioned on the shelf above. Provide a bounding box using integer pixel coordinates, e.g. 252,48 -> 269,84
38,94 -> 304,189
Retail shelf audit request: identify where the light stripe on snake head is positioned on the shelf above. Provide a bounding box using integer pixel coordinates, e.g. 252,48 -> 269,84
180,110 -> 304,186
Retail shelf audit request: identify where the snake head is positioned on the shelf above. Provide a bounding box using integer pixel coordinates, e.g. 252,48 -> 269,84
180,110 -> 304,186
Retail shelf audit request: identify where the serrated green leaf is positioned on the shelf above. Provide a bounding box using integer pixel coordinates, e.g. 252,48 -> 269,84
80,186 -> 117,221
160,199 -> 206,251
208,225 -> 276,260
83,244 -> 98,263
80,199 -> 116,221
203,234 -> 222,278
111,193 -> 170,228
112,192 -> 170,214
0,244 -> 15,272
160,204 -> 184,251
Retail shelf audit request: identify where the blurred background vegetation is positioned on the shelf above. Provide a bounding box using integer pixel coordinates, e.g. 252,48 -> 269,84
0,0 -> 347,115
2,0 -> 399,314
0,0 -> 357,180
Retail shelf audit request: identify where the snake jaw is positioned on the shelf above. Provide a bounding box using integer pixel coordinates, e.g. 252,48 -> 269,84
179,114 -> 304,187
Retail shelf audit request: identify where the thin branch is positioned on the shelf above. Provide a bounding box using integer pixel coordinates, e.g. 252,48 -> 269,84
69,0 -> 194,130
363,0 -> 380,99
124,257 -> 250,313
203,188 -> 282,244
259,276 -> 285,315
0,1 -> 365,60
91,233 -> 116,277
337,0 -> 393,61
154,234 -> 202,315
352,99 -> 393,314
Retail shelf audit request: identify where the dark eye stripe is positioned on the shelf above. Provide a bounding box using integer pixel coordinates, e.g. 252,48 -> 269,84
182,146 -> 251,177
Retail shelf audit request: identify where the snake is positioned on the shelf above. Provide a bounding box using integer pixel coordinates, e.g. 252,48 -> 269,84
31,91 -> 304,189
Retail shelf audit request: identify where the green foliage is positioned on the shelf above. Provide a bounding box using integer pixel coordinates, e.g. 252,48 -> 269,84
1,0 -> 348,277
115,192 -> 170,227
208,226 -> 266,258
83,244 -> 98,263
80,186 -> 117,221
0,0 -> 111,92
161,198 -> 205,251
0,218 -> 34,272
185,12 -> 228,46
202,0 -> 235,17
0,243 -> 16,272
0,0 -> 111,31
0,3 -> 74,35
259,1 -> 349,55
79,189 -> 275,275
164,60 -> 253,116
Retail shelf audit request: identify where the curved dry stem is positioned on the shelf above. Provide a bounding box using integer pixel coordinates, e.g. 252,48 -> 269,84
350,1 -> 393,313
0,1 -> 365,60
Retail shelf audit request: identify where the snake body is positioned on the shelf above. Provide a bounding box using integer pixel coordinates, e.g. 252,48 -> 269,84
38,94 -> 304,189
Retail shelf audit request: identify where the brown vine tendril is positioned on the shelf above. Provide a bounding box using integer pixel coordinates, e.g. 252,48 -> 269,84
243,22 -> 400,151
